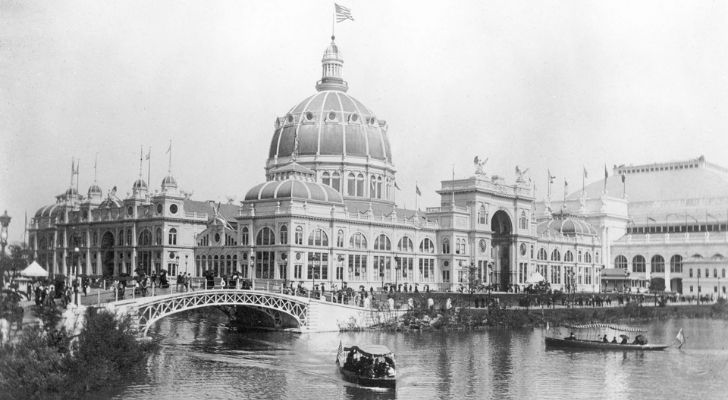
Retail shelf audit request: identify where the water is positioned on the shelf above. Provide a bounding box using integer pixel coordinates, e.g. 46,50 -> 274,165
113,310 -> 728,400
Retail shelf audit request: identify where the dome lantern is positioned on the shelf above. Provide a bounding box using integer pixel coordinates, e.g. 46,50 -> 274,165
315,36 -> 348,92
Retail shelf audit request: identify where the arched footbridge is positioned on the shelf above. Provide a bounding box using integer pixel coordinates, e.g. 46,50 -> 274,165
103,289 -> 400,336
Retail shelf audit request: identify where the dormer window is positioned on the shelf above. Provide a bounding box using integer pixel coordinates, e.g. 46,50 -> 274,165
305,111 -> 315,121
327,111 -> 337,121
349,113 -> 359,123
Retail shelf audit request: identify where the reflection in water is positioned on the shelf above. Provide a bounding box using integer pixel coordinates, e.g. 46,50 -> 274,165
114,312 -> 728,400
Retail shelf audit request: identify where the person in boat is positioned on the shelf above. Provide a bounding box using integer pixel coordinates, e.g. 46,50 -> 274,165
620,336 -> 629,344
611,336 -> 618,343
632,335 -> 648,345
565,332 -> 576,340
602,334 -> 609,343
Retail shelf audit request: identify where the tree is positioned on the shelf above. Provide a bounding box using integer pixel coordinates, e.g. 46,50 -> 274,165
649,277 -> 665,292
0,243 -> 31,286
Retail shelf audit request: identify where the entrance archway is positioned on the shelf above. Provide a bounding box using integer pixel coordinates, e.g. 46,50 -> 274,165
491,210 -> 513,291
101,231 -> 115,276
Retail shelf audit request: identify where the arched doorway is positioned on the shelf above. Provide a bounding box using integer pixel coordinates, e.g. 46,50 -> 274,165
670,278 -> 682,294
101,231 -> 115,277
491,210 -> 513,291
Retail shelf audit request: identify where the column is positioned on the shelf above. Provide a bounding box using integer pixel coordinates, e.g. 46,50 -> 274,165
664,258 -> 672,292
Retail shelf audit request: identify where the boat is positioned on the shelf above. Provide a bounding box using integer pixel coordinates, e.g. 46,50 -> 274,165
545,323 -> 670,351
336,342 -> 396,388
545,337 -> 669,351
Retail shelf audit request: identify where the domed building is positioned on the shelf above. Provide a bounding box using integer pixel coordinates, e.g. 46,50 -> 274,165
266,36 -> 395,206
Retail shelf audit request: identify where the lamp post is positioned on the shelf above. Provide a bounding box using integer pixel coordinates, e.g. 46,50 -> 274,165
0,211 -> 9,259
73,246 -> 80,305
185,254 -> 188,275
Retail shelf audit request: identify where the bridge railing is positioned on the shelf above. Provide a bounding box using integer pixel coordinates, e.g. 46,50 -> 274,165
78,278 -> 340,307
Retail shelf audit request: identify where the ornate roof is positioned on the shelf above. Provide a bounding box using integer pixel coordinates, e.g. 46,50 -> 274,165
268,90 -> 392,163
244,179 -> 343,203
538,212 -> 598,238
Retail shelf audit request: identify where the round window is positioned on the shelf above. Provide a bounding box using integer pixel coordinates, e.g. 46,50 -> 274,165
286,114 -> 294,123
328,111 -> 336,120
305,111 -> 314,121
170,204 -> 178,214
350,113 -> 358,122
127,206 -> 133,216
214,233 -> 221,242
156,204 -> 163,214
520,243 -> 527,256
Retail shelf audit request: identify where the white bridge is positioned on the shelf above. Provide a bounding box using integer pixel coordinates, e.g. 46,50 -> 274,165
104,289 -> 400,336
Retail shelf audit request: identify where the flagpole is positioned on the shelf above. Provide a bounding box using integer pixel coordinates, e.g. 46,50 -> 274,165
75,159 -> 80,196
147,147 -> 151,189
332,6 -> 335,39
451,164 -> 455,207
415,181 -> 419,212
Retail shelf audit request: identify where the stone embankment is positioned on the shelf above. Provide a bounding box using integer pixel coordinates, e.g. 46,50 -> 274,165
374,299 -> 728,331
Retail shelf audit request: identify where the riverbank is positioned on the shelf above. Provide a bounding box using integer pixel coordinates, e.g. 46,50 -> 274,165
376,299 -> 728,331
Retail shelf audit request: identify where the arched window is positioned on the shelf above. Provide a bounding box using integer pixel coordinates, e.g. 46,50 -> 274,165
256,227 -> 275,246
478,204 -> 486,224
538,248 -> 548,260
633,255 -> 645,273
376,176 -> 383,199
349,232 -> 367,249
336,229 -> 345,247
614,255 -> 627,269
118,229 -> 124,246
370,175 -> 377,199
138,230 -> 152,246
331,172 -> 341,191
155,227 -> 162,245
442,238 -> 450,254
356,173 -> 365,197
419,238 -> 435,253
578,250 -> 582,262
241,227 -> 249,245
279,225 -> 288,245
168,228 -> 177,245
347,173 -> 356,196
551,249 -> 561,262
126,230 -> 132,246
308,228 -> 329,247
585,251 -> 592,263
398,236 -> 414,252
670,255 -> 682,273
519,211 -> 528,230
595,252 -> 600,264
295,226 -> 303,245
322,171 -> 331,186
374,234 -> 391,251
651,255 -> 665,273
564,251 -> 573,262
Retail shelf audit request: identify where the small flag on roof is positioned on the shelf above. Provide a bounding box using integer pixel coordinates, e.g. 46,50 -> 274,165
335,3 -> 354,22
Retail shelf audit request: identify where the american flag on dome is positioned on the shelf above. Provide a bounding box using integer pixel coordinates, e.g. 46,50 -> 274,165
335,3 -> 354,22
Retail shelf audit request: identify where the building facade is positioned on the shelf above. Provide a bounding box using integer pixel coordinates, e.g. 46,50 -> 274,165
28,37 -> 727,296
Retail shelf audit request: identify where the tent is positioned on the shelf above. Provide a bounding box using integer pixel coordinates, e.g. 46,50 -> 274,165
20,261 -> 48,278
526,272 -> 545,284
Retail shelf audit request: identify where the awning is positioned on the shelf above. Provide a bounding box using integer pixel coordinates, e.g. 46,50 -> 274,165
20,261 -> 48,277
526,272 -> 545,284
600,268 -> 631,279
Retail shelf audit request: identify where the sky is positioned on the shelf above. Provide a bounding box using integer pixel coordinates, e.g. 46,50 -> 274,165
1,0 -> 727,244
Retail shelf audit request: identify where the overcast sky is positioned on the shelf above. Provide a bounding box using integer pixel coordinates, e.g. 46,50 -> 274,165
2,0 -> 727,243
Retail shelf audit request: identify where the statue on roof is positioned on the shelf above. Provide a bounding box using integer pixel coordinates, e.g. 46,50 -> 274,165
515,165 -> 529,183
474,156 -> 488,176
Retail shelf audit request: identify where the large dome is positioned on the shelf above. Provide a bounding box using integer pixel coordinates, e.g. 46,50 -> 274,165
263,37 -> 396,205
245,179 -> 343,204
268,91 -> 392,163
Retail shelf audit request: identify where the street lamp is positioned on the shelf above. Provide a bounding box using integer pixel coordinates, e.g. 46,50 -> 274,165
0,210 -> 10,257
74,246 -> 80,305
185,254 -> 188,275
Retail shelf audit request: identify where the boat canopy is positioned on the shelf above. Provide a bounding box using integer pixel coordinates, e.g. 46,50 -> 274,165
564,323 -> 647,333
343,345 -> 393,357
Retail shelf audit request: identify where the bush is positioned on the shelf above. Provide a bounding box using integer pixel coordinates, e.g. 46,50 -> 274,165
0,308 -> 156,399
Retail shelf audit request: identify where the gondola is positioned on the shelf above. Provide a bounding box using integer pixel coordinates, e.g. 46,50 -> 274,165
545,323 -> 670,351
545,337 -> 669,351
336,342 -> 396,388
